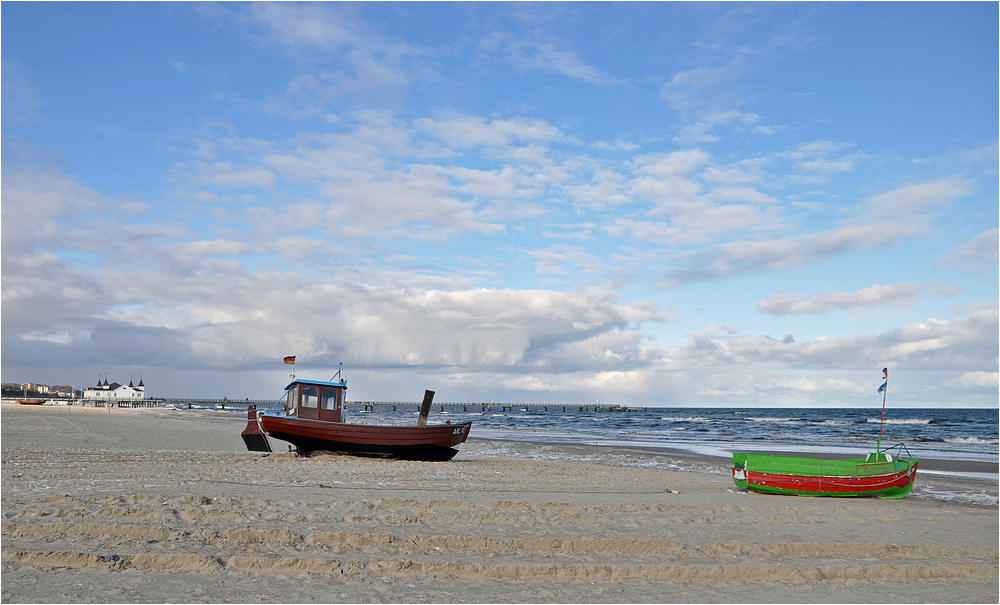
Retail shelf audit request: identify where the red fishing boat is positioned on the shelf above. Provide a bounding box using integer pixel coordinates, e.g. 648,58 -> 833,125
242,374 -> 471,461
17,399 -> 45,405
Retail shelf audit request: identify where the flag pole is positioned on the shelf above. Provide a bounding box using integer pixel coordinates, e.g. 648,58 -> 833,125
877,368 -> 888,454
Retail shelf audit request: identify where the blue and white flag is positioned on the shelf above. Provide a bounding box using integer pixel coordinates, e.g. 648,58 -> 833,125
878,381 -> 887,394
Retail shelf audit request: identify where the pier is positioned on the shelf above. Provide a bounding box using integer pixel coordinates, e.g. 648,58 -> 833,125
3,397 -> 646,413
347,401 -> 647,413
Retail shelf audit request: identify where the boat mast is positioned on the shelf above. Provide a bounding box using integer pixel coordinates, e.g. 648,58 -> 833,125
877,367 -> 888,453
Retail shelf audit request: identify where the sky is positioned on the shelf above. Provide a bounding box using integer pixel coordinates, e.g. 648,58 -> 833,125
2,2 -> 997,408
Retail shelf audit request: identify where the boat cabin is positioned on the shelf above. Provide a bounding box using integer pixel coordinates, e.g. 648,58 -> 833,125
284,379 -> 346,423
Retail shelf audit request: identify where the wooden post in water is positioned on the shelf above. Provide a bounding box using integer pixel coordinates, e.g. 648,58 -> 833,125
417,390 -> 435,426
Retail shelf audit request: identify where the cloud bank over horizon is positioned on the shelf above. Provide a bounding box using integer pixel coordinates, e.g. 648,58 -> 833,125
2,3 -> 997,407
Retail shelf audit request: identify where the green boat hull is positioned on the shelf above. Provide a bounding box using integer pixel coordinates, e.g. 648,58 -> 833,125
732,452 -> 919,498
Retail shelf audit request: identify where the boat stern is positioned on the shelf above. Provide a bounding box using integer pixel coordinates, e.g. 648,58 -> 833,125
241,405 -> 272,453
732,453 -> 750,490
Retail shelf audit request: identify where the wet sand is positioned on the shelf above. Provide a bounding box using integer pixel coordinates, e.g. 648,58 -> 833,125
2,402 -> 997,603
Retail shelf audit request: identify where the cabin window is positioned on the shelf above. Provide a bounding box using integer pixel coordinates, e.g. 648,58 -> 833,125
301,385 -> 319,408
321,388 -> 340,410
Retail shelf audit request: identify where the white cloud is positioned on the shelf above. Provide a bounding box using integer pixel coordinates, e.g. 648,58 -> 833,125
0,167 -> 112,267
201,3 -> 426,117
610,150 -> 788,246
1,60 -> 45,125
655,180 -> 969,286
479,33 -> 617,85
416,114 -> 562,151
242,2 -> 362,50
863,180 -> 967,218
781,140 -> 857,174
706,186 -> 781,205
605,218 -> 709,247
673,110 -> 776,145
184,161 -> 278,189
591,139 -> 640,152
562,165 -> 630,211
701,157 -> 770,185
937,228 -> 999,271
756,283 -> 934,316
660,61 -> 744,114
629,150 -> 709,218
671,309 -> 998,374
87,284 -> 669,373
945,371 -> 999,389
443,165 -> 535,201
525,245 -> 602,276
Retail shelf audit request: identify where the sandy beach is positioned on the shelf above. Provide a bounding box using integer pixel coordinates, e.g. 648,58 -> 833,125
2,402 -> 997,603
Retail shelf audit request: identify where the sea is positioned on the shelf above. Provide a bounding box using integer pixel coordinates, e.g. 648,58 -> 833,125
344,405 -> 998,464
181,402 -> 999,505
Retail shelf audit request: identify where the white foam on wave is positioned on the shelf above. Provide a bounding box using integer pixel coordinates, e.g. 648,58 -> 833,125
867,418 -> 931,424
943,436 -> 1000,445
747,417 -> 805,424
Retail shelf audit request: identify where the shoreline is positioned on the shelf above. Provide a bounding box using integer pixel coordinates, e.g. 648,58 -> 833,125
6,401 -> 997,483
462,437 -> 999,509
466,436 -> 1000,477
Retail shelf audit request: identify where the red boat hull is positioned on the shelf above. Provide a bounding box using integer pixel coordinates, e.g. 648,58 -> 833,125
18,400 -> 45,405
736,463 -> 918,497
258,414 -> 472,461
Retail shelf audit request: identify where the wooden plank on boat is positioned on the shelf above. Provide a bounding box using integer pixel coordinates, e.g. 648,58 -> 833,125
416,390 -> 434,426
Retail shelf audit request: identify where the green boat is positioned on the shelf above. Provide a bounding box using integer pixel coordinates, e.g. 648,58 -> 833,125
732,447 -> 919,498
732,368 -> 919,498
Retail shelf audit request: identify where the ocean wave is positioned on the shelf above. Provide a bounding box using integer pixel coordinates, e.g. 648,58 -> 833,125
867,418 -> 932,424
659,417 -> 714,422
943,437 -> 1000,445
747,417 -> 806,424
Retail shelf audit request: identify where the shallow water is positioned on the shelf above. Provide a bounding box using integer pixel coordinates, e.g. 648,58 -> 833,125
342,406 -> 999,464
176,403 -> 997,463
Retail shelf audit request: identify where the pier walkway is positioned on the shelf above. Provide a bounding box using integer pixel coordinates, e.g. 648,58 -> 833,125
3,397 -> 646,413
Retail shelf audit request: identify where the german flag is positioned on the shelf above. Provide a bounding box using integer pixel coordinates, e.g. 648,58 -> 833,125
283,356 -> 296,365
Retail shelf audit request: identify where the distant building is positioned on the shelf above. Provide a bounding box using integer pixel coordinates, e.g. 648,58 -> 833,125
83,376 -> 146,401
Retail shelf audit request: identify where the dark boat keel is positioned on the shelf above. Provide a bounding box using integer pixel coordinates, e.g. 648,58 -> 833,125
267,431 -> 460,461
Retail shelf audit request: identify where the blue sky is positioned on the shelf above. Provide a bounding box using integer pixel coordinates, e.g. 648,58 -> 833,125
2,2 -> 997,407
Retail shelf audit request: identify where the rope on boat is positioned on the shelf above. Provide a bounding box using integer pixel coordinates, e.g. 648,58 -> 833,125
255,408 -> 268,436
